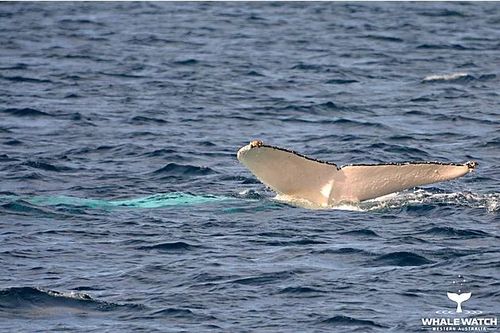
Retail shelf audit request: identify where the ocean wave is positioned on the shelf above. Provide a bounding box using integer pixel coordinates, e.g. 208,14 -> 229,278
246,70 -> 265,77
148,307 -> 217,321
141,148 -> 178,157
137,241 -> 200,252
129,115 -> 168,124
229,271 -> 295,286
325,78 -> 358,84
64,93 -> 80,99
419,9 -> 465,17
363,34 -> 404,43
320,315 -> 387,328
417,44 -> 472,50
420,226 -> 490,238
0,63 -> 28,70
0,153 -> 18,161
340,229 -> 381,237
280,101 -> 347,114
291,62 -> 323,71
173,58 -> 199,66
278,286 -> 325,294
0,287 -> 142,318
152,163 -> 215,176
0,75 -> 53,84
249,238 -> 327,246
9,142 -> 33,151
97,71 -> 146,79
372,251 -> 433,267
58,18 -> 105,26
421,72 -> 477,82
23,160 -> 73,172
2,107 -> 52,117
315,247 -> 370,255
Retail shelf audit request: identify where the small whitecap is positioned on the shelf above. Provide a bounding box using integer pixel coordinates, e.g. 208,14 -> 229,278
422,72 -> 471,82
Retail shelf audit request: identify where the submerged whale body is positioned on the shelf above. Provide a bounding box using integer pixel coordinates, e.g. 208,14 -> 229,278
237,140 -> 476,207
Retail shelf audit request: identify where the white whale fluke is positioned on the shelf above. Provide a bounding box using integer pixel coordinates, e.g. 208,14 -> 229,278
237,140 -> 477,207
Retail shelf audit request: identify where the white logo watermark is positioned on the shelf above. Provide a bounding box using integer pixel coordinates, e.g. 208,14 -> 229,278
421,276 -> 498,331
447,292 -> 471,313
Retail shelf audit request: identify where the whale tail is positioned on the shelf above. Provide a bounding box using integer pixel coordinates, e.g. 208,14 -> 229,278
447,292 -> 471,313
237,141 -> 476,206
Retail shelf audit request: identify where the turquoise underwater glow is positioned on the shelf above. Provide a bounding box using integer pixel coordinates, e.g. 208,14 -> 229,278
6,193 -> 229,209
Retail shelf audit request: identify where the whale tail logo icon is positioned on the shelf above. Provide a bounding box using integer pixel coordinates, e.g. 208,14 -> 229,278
447,292 -> 471,313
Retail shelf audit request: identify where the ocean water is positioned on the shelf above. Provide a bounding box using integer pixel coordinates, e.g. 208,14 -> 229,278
0,2 -> 499,332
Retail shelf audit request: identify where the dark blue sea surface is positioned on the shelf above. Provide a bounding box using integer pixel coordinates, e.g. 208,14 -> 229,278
0,2 -> 499,332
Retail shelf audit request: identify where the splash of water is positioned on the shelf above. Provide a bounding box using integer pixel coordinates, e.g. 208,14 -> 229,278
422,72 -> 470,82
368,190 -> 499,213
276,190 -> 499,212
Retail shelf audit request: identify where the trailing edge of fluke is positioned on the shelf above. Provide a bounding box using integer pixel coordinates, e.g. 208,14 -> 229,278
237,140 -> 476,207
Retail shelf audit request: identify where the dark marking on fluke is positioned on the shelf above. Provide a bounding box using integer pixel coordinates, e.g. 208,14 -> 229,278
249,140 -> 264,148
246,140 -> 477,170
